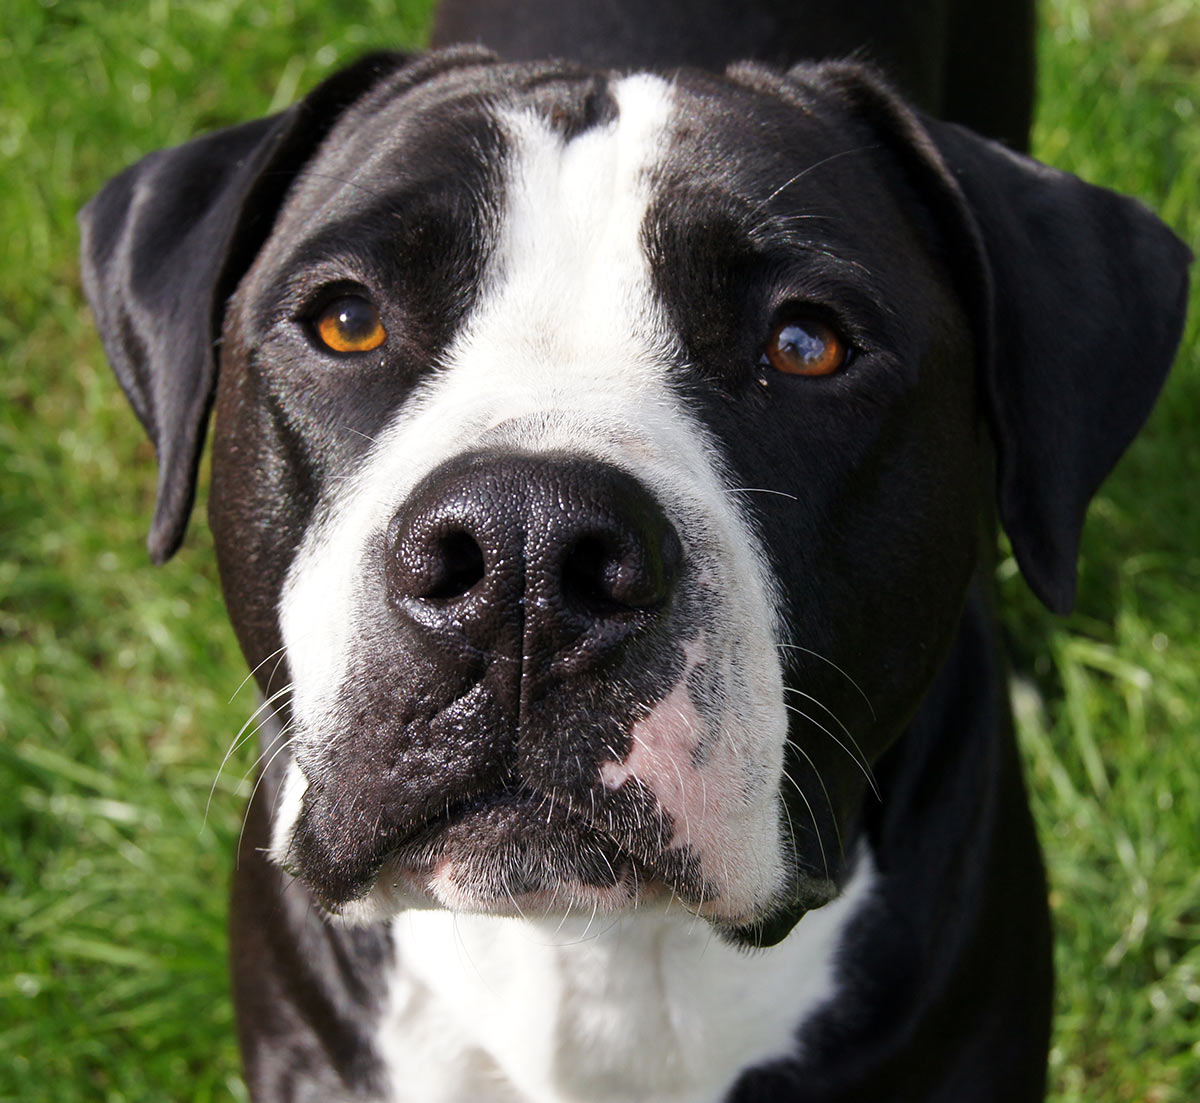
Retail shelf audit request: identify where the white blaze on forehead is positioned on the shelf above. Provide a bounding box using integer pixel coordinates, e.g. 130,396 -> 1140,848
463,73 -> 679,374
276,73 -> 792,919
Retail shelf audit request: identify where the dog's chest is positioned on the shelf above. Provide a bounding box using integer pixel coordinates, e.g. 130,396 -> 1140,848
371,853 -> 876,1103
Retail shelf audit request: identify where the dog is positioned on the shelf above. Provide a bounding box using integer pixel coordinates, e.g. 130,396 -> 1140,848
78,0 -> 1190,1099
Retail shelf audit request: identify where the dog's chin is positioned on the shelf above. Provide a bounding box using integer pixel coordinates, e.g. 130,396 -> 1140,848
301,795 -> 698,926
295,794 -> 839,944
334,852 -> 671,926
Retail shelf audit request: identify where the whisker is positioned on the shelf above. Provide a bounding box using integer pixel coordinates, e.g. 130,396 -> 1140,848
451,913 -> 489,988
780,765 -> 828,879
725,486 -> 800,502
581,894 -> 600,943
767,212 -> 837,225
787,743 -> 844,856
752,144 -> 880,212
343,425 -> 382,446
666,698 -> 706,836
500,863 -> 531,924
241,710 -> 300,783
237,724 -> 302,869
228,644 -> 288,704
205,683 -> 294,830
784,686 -> 876,796
777,780 -> 800,879
784,702 -> 880,799
777,642 -> 876,720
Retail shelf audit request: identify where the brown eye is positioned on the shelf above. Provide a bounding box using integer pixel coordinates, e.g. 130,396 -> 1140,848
762,318 -> 847,377
315,296 -> 387,353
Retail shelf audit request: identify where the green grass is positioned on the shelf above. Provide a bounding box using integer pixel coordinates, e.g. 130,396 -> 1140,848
1007,4 -> 1200,1100
1,0 -> 1196,1099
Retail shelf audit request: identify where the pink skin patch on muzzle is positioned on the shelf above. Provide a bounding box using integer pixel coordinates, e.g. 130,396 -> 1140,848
599,635 -> 763,914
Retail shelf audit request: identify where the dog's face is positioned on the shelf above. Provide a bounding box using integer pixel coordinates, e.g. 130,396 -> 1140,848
214,63 -> 980,935
80,50 -> 1189,945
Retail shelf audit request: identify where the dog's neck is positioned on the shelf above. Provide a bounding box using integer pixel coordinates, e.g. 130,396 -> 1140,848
375,851 -> 876,1103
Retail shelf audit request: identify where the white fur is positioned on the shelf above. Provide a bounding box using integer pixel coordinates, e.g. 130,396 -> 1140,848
274,75 -> 790,921
268,757 -> 309,863
374,848 -> 878,1103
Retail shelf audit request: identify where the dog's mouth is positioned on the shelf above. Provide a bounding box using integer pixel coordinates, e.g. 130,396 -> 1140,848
296,781 -> 722,921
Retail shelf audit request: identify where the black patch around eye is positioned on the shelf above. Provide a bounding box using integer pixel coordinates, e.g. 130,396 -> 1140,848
642,200 -> 764,382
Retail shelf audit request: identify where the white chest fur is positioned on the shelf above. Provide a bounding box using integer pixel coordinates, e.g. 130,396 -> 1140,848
373,850 -> 876,1103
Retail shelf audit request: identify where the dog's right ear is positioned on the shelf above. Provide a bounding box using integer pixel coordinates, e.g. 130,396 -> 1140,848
79,47 -> 495,563
802,62 -> 1190,615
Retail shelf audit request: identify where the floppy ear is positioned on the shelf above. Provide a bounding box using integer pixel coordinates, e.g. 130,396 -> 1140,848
927,118 -> 1191,612
79,47 -> 495,563
810,63 -> 1191,613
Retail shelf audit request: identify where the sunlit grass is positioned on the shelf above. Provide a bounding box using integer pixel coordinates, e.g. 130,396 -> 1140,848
1004,3 -> 1200,1100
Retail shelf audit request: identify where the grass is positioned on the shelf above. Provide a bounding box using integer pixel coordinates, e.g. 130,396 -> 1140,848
0,0 -> 1196,1099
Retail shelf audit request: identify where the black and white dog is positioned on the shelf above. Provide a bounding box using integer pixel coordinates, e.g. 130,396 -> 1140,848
79,1 -> 1189,1099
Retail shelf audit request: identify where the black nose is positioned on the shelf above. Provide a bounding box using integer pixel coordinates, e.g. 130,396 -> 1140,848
386,453 -> 682,670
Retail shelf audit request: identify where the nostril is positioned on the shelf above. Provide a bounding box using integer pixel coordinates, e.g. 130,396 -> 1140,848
562,534 -> 622,610
561,524 -> 679,612
392,525 -> 486,603
423,529 -> 486,601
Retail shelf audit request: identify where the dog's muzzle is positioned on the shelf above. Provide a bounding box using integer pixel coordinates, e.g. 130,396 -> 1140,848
283,449 -> 763,920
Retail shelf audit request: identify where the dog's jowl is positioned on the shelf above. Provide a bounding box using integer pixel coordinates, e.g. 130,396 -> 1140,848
79,1 -> 1190,1100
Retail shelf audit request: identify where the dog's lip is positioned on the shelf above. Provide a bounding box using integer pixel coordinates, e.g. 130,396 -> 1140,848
377,795 -> 768,923
303,787 -> 756,923
440,786 -> 548,820
404,785 -> 583,843
360,788 -> 710,911
386,785 -> 629,868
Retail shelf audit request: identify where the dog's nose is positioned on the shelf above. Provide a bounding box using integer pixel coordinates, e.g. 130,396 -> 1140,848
386,454 -> 682,669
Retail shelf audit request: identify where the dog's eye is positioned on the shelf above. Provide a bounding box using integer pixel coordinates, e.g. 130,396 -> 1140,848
314,296 -> 387,353
761,318 -> 847,377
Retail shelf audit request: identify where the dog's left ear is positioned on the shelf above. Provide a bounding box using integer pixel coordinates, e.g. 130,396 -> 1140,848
79,52 -> 411,563
810,64 -> 1191,613
79,47 -> 496,563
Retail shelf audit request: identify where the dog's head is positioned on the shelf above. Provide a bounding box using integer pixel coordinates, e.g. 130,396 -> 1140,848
80,49 -> 1189,945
